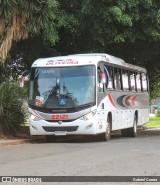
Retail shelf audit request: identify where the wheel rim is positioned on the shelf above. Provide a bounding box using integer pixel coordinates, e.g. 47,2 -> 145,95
133,116 -> 137,134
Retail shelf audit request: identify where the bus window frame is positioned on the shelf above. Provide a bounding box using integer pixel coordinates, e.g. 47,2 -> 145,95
97,62 -> 106,93
97,61 -> 149,94
129,71 -> 136,92
135,72 -> 142,92
141,73 -> 148,92
121,68 -> 129,91
104,65 -> 114,90
114,67 -> 123,91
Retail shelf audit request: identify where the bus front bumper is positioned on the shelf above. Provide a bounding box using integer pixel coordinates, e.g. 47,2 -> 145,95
29,119 -> 97,136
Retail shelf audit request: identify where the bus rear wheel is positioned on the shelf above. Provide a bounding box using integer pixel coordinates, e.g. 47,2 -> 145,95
101,118 -> 111,141
121,114 -> 137,137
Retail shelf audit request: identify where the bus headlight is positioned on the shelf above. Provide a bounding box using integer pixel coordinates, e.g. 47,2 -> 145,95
29,113 -> 42,121
80,111 -> 96,121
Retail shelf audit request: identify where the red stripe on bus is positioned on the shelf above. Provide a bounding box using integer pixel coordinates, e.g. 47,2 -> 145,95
33,109 -> 41,118
108,94 -> 119,109
125,96 -> 132,106
132,96 -> 137,106
33,109 -> 38,116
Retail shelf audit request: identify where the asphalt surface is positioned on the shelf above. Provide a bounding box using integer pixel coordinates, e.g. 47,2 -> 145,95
0,126 -> 160,146
0,127 -> 160,185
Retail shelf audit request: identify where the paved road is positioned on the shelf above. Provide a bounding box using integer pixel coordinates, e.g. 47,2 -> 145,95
0,128 -> 160,184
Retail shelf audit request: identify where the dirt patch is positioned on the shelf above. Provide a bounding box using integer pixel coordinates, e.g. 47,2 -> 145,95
0,126 -> 31,140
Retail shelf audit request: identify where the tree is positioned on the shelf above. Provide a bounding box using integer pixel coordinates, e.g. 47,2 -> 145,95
53,1 -> 160,54
0,0 -> 58,63
9,37 -> 57,69
1,0 -> 160,97
106,41 -> 160,99
56,0 -> 160,98
72,0 -> 160,51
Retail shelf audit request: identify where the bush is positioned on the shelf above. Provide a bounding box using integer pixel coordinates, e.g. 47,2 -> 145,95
156,110 -> 160,117
0,82 -> 26,135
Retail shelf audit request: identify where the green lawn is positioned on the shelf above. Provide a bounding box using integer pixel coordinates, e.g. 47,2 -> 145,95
144,116 -> 160,127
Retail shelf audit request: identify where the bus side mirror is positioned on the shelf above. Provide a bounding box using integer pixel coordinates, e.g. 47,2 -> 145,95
100,73 -> 106,84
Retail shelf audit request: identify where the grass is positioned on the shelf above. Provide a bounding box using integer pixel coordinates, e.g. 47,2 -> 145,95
144,116 -> 160,127
20,122 -> 29,127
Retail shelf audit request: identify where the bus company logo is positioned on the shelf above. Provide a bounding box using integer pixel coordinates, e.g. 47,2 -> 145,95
46,59 -> 79,66
124,96 -> 137,107
58,121 -> 63,125
117,95 -> 138,108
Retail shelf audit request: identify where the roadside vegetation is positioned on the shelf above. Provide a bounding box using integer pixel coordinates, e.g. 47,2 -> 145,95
0,82 -> 28,135
0,0 -> 160,136
144,117 -> 160,128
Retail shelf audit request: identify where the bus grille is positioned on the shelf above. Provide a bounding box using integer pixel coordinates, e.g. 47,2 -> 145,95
42,126 -> 79,132
46,119 -> 76,122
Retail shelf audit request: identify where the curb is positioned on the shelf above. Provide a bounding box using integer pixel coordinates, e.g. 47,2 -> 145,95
140,126 -> 160,130
0,137 -> 45,146
0,138 -> 33,146
142,126 -> 160,131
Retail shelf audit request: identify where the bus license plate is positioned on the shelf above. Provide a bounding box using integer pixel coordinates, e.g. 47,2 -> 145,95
55,131 -> 67,136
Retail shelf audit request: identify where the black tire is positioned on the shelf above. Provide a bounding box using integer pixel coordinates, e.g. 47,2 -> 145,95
121,114 -> 137,137
101,118 -> 111,141
129,114 -> 138,137
121,128 -> 130,137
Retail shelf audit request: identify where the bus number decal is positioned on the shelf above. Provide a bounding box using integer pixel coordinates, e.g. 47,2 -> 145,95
52,115 -> 68,120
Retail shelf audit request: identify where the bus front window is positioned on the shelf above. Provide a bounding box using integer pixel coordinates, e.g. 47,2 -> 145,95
28,66 -> 96,112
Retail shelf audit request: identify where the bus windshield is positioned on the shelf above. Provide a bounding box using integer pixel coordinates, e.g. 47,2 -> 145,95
28,66 -> 96,112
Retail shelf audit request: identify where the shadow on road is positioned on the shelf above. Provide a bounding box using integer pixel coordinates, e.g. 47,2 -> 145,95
30,127 -> 160,144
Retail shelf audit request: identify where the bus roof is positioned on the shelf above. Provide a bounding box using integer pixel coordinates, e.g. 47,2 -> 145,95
32,53 -> 147,73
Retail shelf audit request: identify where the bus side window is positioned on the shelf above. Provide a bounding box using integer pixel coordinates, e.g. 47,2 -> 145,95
104,66 -> 114,90
142,73 -> 147,92
97,67 -> 103,92
114,68 -> 122,90
129,71 -> 136,91
136,73 -> 142,92
97,67 -> 101,82
122,69 -> 129,91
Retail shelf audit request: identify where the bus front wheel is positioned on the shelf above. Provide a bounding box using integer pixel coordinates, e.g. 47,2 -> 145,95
101,118 -> 111,141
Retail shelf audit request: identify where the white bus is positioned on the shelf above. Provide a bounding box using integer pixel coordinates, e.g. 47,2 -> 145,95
28,53 -> 149,141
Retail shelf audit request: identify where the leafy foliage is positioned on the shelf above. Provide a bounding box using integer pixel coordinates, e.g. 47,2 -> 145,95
0,82 -> 26,135
156,110 -> 160,117
0,0 -> 160,98
0,0 -> 58,62
105,41 -> 160,99
0,64 -> 9,83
